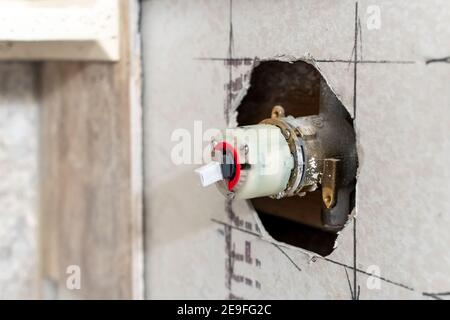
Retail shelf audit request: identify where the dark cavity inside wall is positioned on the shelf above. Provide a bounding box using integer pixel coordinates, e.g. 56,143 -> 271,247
237,60 -> 355,256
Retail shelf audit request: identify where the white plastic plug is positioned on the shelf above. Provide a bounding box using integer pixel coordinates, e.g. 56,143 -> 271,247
195,161 -> 223,187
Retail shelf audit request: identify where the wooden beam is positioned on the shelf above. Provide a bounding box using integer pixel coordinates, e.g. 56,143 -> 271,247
0,0 -> 120,61
39,0 -> 143,299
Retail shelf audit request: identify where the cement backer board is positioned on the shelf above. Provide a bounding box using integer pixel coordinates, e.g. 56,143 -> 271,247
142,0 -> 450,299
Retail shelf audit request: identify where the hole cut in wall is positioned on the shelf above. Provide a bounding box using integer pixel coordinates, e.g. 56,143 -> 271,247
237,60 -> 356,256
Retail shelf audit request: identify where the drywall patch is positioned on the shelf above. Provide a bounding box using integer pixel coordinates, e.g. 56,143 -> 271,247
234,58 -> 357,256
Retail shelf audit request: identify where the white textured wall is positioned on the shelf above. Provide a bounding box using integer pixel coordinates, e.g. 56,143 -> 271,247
142,0 -> 450,299
0,63 -> 38,299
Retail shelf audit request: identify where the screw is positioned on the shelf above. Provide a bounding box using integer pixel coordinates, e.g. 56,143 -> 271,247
283,129 -> 291,139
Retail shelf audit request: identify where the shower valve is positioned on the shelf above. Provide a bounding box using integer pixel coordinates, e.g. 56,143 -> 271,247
196,105 -> 357,211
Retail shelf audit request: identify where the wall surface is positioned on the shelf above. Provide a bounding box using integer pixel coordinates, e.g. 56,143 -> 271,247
0,63 -> 39,299
142,0 -> 450,299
